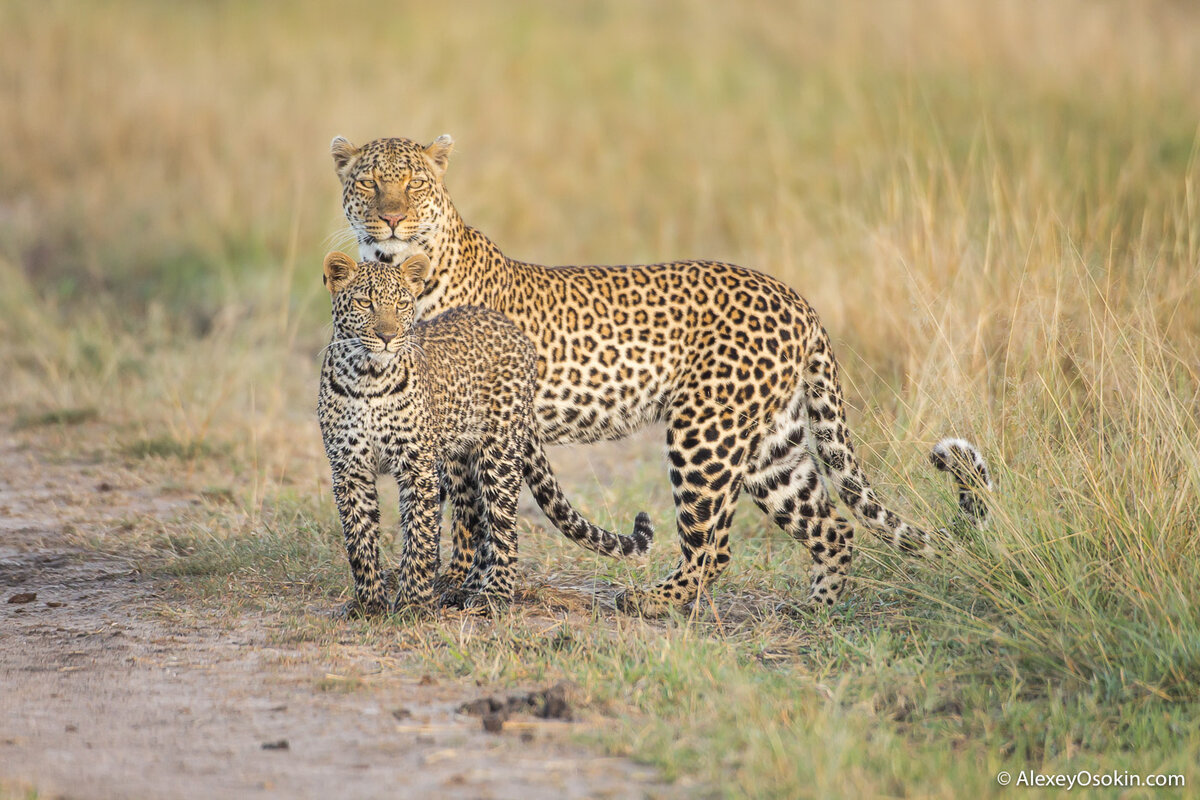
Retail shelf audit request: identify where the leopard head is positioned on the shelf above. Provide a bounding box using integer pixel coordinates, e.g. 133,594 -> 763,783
330,135 -> 455,265
322,250 -> 431,359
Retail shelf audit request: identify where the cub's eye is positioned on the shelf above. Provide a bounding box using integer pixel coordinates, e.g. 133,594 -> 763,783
353,297 -> 372,310
396,295 -> 412,309
408,179 -> 426,190
356,179 -> 376,190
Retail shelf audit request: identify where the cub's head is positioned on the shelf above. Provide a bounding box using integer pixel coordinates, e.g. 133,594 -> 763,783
322,250 -> 431,358
330,135 -> 454,264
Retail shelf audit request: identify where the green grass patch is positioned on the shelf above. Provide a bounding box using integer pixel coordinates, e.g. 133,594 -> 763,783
315,673 -> 368,693
122,435 -> 220,461
13,407 -> 98,429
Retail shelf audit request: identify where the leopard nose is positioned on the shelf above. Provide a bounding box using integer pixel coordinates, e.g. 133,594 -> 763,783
377,331 -> 396,344
380,212 -> 406,228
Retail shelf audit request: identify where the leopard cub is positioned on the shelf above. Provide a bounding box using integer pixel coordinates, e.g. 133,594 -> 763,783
317,250 -> 650,616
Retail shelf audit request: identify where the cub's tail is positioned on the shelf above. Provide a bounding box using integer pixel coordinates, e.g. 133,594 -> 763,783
523,439 -> 654,557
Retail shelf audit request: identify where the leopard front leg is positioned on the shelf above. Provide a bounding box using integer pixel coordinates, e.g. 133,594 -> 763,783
392,441 -> 441,613
331,466 -> 387,618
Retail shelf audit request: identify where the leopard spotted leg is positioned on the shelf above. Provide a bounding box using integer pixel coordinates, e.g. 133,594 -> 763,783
744,417 -> 854,607
452,454 -> 494,604
392,441 -> 441,612
463,426 -> 525,610
433,454 -> 486,605
330,465 -> 387,617
616,400 -> 753,616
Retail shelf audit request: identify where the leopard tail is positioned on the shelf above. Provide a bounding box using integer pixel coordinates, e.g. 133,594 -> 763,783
802,331 -> 991,553
523,439 -> 654,557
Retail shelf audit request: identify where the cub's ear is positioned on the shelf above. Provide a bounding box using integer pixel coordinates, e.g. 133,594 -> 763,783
398,251 -> 432,296
323,251 -> 359,294
330,137 -> 360,180
423,134 -> 454,176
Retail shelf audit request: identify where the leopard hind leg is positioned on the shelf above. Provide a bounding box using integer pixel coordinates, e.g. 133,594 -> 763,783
615,398 -> 752,616
434,453 -> 487,607
462,416 -> 530,610
744,396 -> 853,606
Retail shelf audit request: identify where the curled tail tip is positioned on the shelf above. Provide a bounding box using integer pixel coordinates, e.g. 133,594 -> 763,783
930,438 -> 992,487
930,437 -> 993,523
625,511 -> 654,555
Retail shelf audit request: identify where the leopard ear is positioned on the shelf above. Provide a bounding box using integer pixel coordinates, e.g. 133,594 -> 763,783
423,134 -> 454,176
330,137 -> 360,180
323,251 -> 359,294
398,252 -> 432,295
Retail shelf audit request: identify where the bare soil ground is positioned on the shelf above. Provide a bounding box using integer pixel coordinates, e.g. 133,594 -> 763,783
0,421 -> 673,800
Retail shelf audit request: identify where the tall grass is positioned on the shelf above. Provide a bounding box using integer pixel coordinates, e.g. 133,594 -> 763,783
2,0 -> 1198,795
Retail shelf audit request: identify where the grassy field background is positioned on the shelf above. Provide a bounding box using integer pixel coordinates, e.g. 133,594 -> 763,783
2,0 -> 1198,796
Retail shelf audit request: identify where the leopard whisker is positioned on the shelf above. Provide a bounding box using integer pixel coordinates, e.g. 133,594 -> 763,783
319,337 -> 366,358
322,226 -> 359,252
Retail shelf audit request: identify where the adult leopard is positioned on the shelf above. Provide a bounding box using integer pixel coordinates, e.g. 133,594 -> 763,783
331,135 -> 992,615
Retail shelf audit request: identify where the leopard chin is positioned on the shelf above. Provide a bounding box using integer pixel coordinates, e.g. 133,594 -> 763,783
363,235 -> 424,265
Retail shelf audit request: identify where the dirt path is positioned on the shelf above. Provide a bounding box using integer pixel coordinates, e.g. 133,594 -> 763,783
0,424 -> 672,799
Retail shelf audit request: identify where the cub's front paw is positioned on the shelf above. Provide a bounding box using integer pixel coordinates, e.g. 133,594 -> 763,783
333,598 -> 387,620
461,590 -> 512,616
437,586 -> 471,609
389,588 -> 436,620
431,569 -> 467,597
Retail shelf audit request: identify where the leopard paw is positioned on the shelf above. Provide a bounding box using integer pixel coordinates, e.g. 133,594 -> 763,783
613,587 -> 671,618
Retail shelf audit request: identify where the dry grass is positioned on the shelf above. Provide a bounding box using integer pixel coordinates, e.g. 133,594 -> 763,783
3,0 -> 1199,797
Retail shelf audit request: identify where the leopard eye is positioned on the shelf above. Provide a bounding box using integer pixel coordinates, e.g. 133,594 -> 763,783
397,294 -> 412,309
408,178 -> 426,190
356,179 -> 376,190
353,296 -> 372,310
